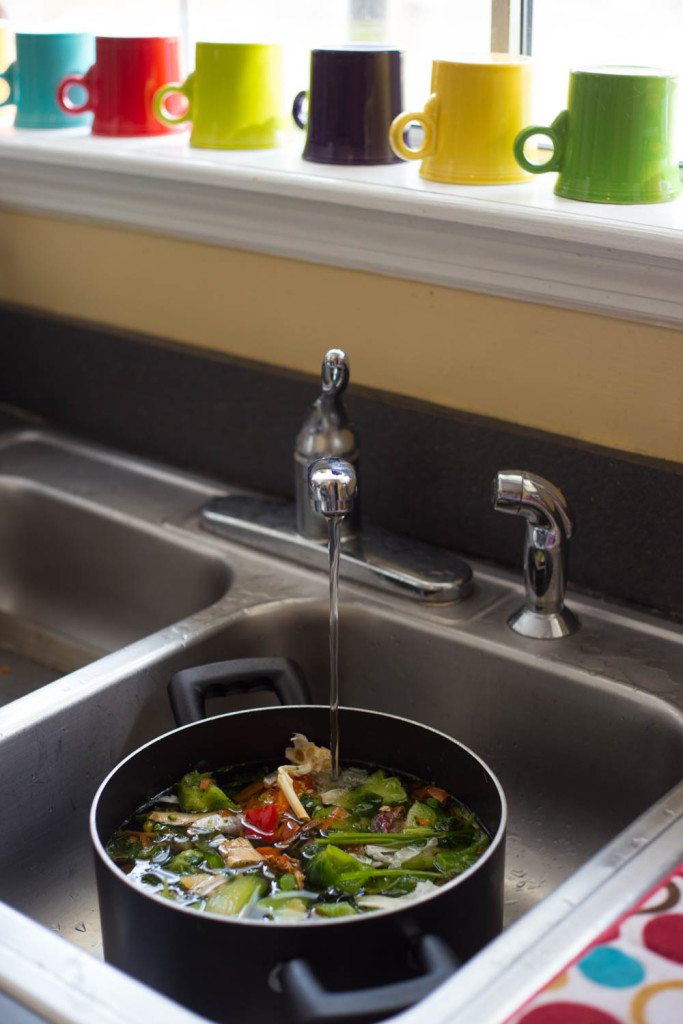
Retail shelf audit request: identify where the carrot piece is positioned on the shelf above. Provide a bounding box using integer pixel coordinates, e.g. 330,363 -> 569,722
274,788 -> 291,812
256,848 -> 305,889
125,831 -> 156,847
317,807 -> 350,829
276,818 -> 302,845
325,807 -> 349,821
234,779 -> 266,804
292,773 -> 316,794
414,785 -> 450,803
426,786 -> 449,803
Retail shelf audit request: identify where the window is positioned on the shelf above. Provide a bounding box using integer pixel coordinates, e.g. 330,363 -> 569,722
5,1 -> 183,37
530,0 -> 683,148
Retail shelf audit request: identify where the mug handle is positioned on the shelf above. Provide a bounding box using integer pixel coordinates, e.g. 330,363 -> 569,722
389,108 -> 436,161
292,90 -> 308,129
57,69 -> 94,115
513,111 -> 568,174
0,62 -> 16,107
154,76 -> 193,127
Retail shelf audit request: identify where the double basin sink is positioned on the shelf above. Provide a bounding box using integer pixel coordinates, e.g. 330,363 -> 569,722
0,428 -> 681,1024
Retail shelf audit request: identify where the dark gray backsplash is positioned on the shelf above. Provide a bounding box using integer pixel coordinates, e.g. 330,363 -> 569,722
1,304 -> 681,620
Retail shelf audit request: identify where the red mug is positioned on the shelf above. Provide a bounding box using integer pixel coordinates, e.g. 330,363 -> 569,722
56,36 -> 183,136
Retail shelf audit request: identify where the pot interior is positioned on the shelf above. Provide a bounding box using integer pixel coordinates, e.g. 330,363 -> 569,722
93,704 -> 506,862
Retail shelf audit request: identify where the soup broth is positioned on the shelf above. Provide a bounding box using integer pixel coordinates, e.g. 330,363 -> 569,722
106,734 -> 490,922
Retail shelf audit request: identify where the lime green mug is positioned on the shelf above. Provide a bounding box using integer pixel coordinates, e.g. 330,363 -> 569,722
514,65 -> 680,204
154,42 -> 285,149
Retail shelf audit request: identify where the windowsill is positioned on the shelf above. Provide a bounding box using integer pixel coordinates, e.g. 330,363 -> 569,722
1,125 -> 683,326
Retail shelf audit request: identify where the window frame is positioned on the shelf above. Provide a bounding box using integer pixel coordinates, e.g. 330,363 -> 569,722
490,0 -> 533,56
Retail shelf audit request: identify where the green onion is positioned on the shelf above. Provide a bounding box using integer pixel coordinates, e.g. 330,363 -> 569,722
317,829 -> 471,846
340,869 -> 441,881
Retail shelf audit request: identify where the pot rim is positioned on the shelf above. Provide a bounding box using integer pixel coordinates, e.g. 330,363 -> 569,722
90,704 -> 507,929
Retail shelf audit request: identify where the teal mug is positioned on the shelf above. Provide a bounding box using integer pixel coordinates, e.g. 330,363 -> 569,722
0,32 -> 94,129
514,65 -> 680,204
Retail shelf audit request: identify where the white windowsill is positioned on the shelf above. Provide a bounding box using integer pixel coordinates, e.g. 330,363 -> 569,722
1,125 -> 683,327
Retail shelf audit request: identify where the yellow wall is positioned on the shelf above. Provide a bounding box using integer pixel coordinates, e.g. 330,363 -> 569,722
1,207 -> 681,464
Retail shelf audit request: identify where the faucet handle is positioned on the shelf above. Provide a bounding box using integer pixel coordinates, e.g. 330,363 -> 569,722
493,470 -> 579,640
320,349 -> 349,396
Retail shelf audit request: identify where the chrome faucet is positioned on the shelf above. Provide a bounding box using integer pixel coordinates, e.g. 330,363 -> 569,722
492,470 -> 579,639
200,348 -> 472,603
294,349 -> 359,540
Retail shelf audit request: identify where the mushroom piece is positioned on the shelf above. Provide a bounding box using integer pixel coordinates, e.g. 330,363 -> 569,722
264,734 -> 334,789
270,733 -> 337,819
148,811 -> 212,826
218,838 -> 265,868
187,814 -> 242,836
285,734 -> 332,775
179,874 -> 226,897
147,811 -> 240,834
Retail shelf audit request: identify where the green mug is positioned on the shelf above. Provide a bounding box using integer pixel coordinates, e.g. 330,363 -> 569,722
154,42 -> 285,149
514,66 -> 680,204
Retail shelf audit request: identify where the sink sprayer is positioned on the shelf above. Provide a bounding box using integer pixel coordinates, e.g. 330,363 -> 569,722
492,470 -> 579,639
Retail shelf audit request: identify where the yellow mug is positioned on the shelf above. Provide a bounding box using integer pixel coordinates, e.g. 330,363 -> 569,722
389,54 -> 532,185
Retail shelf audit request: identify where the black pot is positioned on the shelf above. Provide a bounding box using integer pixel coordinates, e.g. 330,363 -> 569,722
91,658 -> 506,1024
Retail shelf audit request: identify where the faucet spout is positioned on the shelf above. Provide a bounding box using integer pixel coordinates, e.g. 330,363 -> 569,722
493,470 -> 579,639
309,457 -> 357,519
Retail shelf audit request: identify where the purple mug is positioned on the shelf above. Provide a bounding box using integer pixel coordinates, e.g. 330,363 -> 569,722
293,45 -> 403,165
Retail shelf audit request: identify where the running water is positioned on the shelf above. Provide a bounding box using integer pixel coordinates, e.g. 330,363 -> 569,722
327,514 -> 342,780
307,456 -> 357,782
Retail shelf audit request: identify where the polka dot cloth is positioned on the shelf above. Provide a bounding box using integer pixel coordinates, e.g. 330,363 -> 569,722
507,865 -> 683,1024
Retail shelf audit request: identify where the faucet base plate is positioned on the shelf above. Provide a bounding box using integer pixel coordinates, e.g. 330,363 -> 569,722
201,494 -> 473,604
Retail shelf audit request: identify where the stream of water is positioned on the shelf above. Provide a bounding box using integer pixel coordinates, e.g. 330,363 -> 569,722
327,514 -> 342,780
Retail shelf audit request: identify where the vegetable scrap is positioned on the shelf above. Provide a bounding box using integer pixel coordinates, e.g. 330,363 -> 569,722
106,735 -> 489,921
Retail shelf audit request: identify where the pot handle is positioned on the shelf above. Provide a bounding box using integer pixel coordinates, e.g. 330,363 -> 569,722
168,657 -> 310,726
279,934 -> 458,1023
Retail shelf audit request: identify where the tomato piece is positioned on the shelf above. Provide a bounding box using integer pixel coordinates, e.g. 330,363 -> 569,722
244,804 -> 280,838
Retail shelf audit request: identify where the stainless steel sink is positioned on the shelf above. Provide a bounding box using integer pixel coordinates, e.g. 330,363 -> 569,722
0,427 -> 681,1024
0,471 -> 230,705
